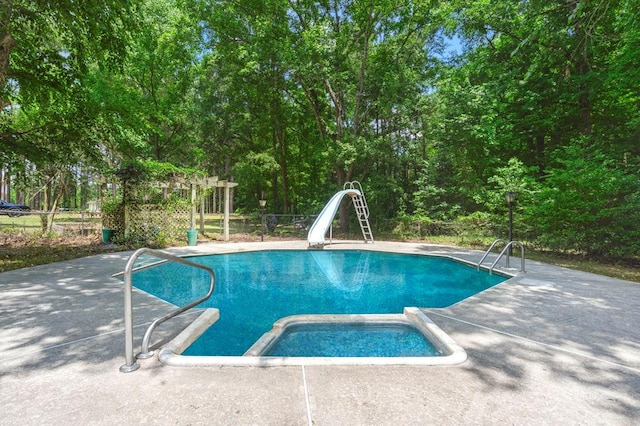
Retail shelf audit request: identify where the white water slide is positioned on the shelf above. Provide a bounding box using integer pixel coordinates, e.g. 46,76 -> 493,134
307,189 -> 360,247
307,182 -> 374,247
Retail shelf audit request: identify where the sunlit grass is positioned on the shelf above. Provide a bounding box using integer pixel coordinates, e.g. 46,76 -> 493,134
0,214 -> 42,233
0,212 -> 102,233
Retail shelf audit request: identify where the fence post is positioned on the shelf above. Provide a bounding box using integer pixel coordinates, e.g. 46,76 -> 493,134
124,204 -> 130,238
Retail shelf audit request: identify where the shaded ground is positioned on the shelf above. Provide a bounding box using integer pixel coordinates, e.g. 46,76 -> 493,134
1,241 -> 638,425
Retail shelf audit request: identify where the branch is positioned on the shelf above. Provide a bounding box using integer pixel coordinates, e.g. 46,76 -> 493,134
0,31 -> 17,89
323,76 -> 343,137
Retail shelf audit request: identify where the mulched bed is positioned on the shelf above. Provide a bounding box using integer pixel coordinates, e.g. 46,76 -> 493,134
0,233 -> 118,272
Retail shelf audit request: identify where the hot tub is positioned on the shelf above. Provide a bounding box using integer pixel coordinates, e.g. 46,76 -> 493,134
159,307 -> 467,366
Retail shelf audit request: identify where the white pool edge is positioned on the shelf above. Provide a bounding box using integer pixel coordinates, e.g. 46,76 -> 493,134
158,307 -> 467,367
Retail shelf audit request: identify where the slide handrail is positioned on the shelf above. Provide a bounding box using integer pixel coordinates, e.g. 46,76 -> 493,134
307,188 -> 361,247
346,181 -> 369,218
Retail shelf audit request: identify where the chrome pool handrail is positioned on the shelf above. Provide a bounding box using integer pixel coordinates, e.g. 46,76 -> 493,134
477,239 -> 506,270
489,241 -> 525,274
119,247 -> 215,373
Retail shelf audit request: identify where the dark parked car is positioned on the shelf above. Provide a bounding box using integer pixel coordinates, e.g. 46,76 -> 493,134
0,199 -> 31,217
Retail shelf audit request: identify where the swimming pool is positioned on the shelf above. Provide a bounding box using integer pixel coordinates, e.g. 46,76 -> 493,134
131,250 -> 506,357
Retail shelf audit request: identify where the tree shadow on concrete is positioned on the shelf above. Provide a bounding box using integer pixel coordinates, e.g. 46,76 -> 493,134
0,252 -> 203,376
421,259 -> 640,421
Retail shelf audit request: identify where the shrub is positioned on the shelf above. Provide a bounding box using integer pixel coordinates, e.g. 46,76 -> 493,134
528,144 -> 640,257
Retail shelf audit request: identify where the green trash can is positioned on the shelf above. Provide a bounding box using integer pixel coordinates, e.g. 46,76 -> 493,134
186,229 -> 198,246
102,228 -> 114,243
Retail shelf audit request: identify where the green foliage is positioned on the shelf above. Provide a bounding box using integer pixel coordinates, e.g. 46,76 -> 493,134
3,0 -> 640,260
233,152 -> 280,210
142,159 -> 203,181
101,198 -> 122,215
387,210 -> 495,244
478,157 -> 540,215
528,142 -> 640,257
413,182 -> 460,221
2,0 -> 140,164
104,159 -> 201,206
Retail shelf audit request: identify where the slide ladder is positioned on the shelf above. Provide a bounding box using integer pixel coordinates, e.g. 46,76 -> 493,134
347,181 -> 374,244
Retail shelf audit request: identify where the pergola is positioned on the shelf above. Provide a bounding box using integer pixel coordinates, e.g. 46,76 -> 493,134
182,176 -> 238,242
104,175 -> 239,243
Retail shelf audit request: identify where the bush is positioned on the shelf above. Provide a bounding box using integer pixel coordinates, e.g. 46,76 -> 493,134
527,144 -> 640,257
388,212 -> 489,240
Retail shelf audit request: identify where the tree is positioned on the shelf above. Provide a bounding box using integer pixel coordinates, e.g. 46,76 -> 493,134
528,142 -> 640,257
199,0 -> 446,221
123,0 -> 203,164
1,0 -> 140,193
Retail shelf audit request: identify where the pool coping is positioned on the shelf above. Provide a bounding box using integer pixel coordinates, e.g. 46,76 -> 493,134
114,245 -> 515,277
159,307 -> 467,367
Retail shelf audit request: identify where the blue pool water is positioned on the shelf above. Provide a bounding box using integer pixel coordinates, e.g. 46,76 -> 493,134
131,250 -> 505,356
263,323 -> 441,357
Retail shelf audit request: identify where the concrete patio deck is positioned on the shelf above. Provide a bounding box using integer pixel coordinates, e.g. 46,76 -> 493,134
1,241 -> 639,425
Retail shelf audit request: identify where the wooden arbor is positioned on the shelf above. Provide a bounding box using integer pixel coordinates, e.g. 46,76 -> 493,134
103,175 -> 239,243
185,176 -> 238,242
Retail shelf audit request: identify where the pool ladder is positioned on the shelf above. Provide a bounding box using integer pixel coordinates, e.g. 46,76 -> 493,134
477,239 -> 525,274
119,248 -> 216,373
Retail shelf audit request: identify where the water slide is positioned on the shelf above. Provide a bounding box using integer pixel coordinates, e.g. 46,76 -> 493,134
307,189 -> 361,247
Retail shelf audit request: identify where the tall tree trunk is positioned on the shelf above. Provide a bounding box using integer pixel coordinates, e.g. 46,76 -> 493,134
80,168 -> 89,209
337,3 -> 374,233
277,126 -> 289,213
0,32 -> 15,108
40,173 -> 64,234
0,168 -> 5,200
577,61 -> 592,136
0,0 -> 15,108
5,167 -> 10,202
572,1 -> 596,136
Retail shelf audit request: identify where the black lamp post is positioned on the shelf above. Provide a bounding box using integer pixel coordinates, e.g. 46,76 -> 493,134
505,191 -> 517,256
259,198 -> 266,241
